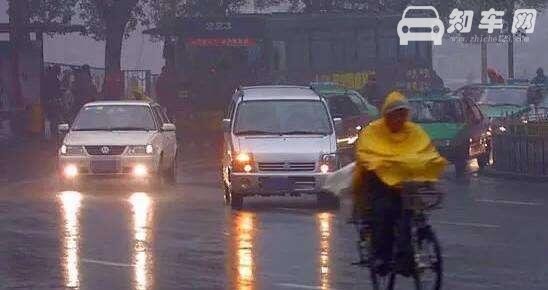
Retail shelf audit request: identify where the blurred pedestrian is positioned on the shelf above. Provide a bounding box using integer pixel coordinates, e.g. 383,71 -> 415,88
361,74 -> 380,108
156,66 -> 177,119
487,67 -> 505,84
71,64 -> 97,120
42,65 -> 62,138
531,67 -> 546,85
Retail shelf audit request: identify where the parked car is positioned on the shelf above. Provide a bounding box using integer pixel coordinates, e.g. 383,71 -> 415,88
221,86 -> 340,209
409,95 -> 491,177
57,100 -> 178,190
312,85 -> 379,160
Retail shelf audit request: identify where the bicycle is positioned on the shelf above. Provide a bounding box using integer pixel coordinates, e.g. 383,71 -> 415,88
352,182 -> 444,290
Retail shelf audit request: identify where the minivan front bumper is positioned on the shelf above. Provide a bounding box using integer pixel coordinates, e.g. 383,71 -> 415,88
230,172 -> 328,196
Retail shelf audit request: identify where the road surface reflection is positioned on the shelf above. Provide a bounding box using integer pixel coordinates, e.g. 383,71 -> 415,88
130,192 -> 154,290
231,212 -> 257,290
317,212 -> 331,290
59,191 -> 82,289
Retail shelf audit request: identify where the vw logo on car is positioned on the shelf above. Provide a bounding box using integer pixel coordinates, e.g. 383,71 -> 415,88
100,146 -> 110,155
398,6 -> 445,45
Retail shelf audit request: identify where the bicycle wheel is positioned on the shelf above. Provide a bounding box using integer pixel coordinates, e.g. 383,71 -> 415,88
412,228 -> 443,290
370,267 -> 396,290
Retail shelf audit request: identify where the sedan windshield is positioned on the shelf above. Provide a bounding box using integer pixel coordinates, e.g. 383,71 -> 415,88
479,88 -> 528,106
72,105 -> 156,131
410,100 -> 463,123
234,100 -> 332,135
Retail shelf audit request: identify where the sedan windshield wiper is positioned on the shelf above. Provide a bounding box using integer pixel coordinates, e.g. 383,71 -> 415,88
72,128 -> 111,131
109,127 -> 152,131
281,131 -> 329,135
234,130 -> 280,135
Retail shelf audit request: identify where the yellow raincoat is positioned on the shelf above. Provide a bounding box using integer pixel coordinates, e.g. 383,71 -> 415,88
353,92 -> 447,207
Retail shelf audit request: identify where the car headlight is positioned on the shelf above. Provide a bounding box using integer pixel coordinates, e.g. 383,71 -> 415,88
128,145 -> 154,155
232,152 -> 255,173
60,145 -> 85,156
319,153 -> 338,174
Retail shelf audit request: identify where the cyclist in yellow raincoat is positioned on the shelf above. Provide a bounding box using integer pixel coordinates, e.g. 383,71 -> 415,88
353,91 -> 447,276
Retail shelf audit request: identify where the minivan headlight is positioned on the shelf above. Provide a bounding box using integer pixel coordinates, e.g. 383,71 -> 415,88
232,152 -> 255,173
60,145 -> 85,156
128,145 -> 154,155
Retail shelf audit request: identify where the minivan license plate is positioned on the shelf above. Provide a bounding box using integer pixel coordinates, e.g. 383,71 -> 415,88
261,177 -> 291,191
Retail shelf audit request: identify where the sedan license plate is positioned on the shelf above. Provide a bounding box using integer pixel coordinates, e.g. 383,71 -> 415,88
91,160 -> 119,173
261,177 -> 292,191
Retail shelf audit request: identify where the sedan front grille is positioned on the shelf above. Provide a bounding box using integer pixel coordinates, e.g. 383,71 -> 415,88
258,162 -> 316,172
85,146 -> 126,155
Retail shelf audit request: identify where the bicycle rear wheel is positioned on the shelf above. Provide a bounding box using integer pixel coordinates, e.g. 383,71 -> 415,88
412,228 -> 443,290
370,266 -> 396,290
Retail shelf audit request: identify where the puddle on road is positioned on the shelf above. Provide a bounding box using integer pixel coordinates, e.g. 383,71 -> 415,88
59,191 -> 82,289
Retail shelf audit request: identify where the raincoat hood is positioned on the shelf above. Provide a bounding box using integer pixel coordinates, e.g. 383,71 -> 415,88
355,93 -> 447,186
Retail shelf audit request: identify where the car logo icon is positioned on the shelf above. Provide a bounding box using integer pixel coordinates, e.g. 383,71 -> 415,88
283,163 -> 291,170
398,6 -> 445,45
100,146 -> 110,154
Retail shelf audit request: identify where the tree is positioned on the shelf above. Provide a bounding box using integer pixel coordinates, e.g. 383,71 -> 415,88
78,0 -> 156,100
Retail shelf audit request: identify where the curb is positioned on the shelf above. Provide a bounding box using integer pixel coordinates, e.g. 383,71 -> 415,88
479,168 -> 548,182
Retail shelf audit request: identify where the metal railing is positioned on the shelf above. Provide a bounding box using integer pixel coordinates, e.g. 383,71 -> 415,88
493,113 -> 548,177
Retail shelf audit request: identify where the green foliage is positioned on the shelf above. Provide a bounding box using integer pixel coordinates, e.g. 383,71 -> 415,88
78,0 -> 153,41
28,0 -> 79,24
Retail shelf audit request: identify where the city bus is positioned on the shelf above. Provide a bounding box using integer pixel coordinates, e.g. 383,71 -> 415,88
145,12 -> 436,110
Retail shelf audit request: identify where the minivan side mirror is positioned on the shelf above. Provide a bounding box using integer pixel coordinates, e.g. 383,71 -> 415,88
222,118 -> 231,132
58,123 -> 69,133
333,117 -> 343,132
161,123 -> 176,132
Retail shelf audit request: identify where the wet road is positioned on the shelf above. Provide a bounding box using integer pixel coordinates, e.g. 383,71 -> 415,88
1,158 -> 547,290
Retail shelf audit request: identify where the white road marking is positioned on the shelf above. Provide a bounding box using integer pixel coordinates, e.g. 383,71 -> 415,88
82,258 -> 133,268
436,221 -> 501,229
475,199 -> 543,206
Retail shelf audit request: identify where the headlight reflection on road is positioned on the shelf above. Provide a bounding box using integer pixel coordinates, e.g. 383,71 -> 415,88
59,191 -> 82,289
233,212 -> 256,290
317,212 -> 332,290
129,192 -> 154,290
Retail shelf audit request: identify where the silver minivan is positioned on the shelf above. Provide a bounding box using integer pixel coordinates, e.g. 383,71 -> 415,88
221,86 -> 341,209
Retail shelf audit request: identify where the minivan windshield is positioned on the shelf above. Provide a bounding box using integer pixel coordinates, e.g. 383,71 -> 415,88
72,105 -> 157,131
233,100 -> 333,135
